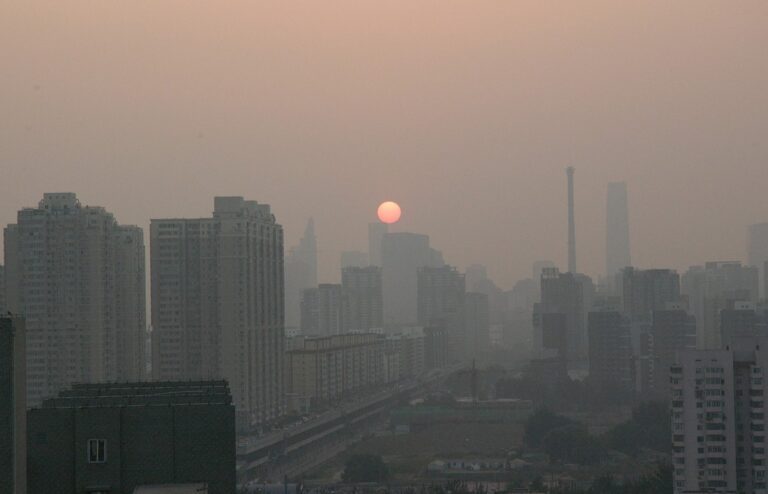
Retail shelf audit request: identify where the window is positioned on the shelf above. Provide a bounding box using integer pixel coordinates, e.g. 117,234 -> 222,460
87,439 -> 107,463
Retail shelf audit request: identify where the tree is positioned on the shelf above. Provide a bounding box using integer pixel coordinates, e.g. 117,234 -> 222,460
342,454 -> 390,483
543,425 -> 606,465
524,408 -> 576,448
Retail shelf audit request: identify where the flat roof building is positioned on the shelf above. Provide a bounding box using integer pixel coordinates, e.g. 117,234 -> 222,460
27,380 -> 235,494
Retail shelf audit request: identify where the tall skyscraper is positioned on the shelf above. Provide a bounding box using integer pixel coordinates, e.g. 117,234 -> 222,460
382,232 -> 441,325
418,265 -> 466,362
284,219 -> 318,329
606,182 -> 631,280
342,266 -> 383,333
748,223 -> 768,298
672,338 -> 768,493
0,317 -> 26,494
151,197 -> 284,428
4,193 -> 146,405
682,262 -> 759,349
566,167 -> 577,273
368,222 -> 389,267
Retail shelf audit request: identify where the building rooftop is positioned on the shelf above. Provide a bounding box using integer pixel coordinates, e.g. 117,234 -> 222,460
39,380 -> 232,408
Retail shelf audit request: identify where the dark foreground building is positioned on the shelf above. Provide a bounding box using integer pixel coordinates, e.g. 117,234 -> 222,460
27,380 -> 235,494
0,317 -> 26,494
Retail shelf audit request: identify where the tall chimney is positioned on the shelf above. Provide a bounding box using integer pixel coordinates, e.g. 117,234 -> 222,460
567,167 -> 576,273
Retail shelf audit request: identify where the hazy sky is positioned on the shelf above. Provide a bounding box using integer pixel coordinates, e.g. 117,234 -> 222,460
2,1 -> 767,288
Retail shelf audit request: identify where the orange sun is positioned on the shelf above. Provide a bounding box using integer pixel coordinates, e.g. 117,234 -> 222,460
377,201 -> 401,224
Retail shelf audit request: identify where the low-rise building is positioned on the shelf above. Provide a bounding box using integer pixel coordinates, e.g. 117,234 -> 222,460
284,333 -> 385,410
27,381 -> 235,494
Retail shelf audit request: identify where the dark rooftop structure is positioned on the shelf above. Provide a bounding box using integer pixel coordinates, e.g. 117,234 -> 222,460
40,380 -> 232,408
28,380 -> 235,494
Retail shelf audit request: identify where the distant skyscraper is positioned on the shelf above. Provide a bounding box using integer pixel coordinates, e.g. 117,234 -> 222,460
566,167 -> 576,273
538,267 -> 588,363
382,232 -> 442,325
606,182 -> 631,280
342,266 -> 383,333
151,197 -> 284,427
621,267 -> 680,324
417,265 -> 465,362
368,222 -> 388,267
682,261 -> 759,349
587,311 -> 633,395
285,219 -> 318,329
640,308 -> 696,398
748,223 -> 768,298
301,284 -> 343,336
4,193 -> 146,405
341,250 -> 368,269
0,317 -> 26,494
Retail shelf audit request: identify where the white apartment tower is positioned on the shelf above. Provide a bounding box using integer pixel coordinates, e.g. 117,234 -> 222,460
673,339 -> 768,493
151,197 -> 284,428
3,193 -> 146,405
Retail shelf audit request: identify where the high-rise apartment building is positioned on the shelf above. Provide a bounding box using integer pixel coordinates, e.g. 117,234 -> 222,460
4,193 -> 146,405
682,262 -> 759,349
720,302 -> 768,346
641,308 -> 696,398
151,197 -> 284,428
0,317 -> 26,494
382,232 -> 442,325
748,223 -> 768,299
418,265 -> 466,362
538,267 -> 588,363
672,338 -> 768,493
342,266 -> 383,332
587,311 -> 633,394
285,219 -> 318,329
606,182 -> 631,283
622,267 -> 680,324
301,283 -> 343,336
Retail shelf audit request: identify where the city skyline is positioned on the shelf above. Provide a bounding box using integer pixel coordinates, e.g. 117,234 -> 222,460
3,2 -> 768,288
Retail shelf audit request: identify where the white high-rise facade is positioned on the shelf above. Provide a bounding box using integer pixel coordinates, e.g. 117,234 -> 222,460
151,197 -> 284,428
4,193 -> 146,405
673,339 -> 768,493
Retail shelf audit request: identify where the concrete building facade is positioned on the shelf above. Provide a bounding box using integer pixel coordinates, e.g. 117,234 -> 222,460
27,381 -> 235,494
4,193 -> 146,405
672,339 -> 768,493
418,265 -> 466,363
587,311 -> 633,394
342,266 -> 383,333
284,333 -> 385,410
0,317 -> 26,494
151,197 -> 284,428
